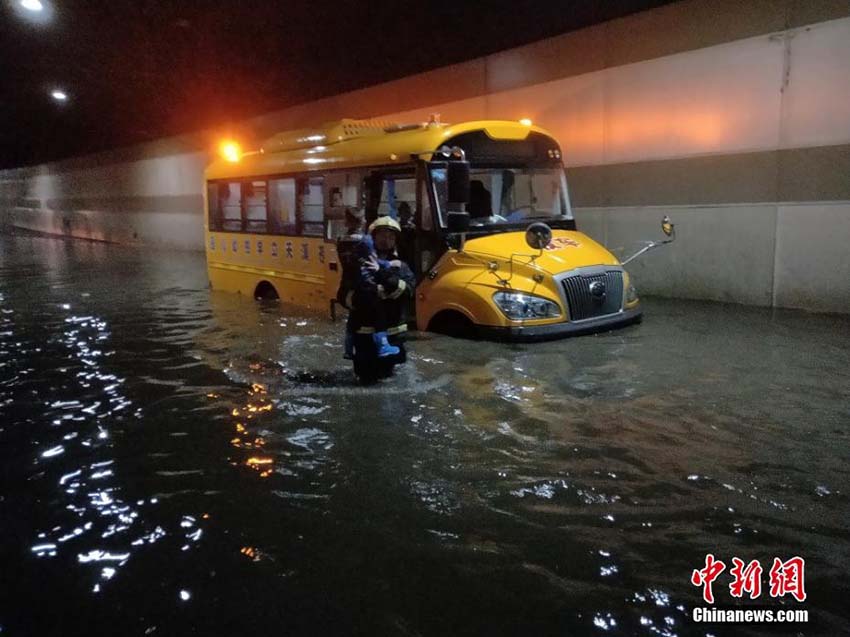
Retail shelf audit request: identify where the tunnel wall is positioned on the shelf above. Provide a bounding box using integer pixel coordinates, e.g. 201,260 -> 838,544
1,0 -> 848,312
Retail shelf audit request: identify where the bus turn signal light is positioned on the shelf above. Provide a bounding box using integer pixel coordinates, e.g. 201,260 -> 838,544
219,140 -> 241,163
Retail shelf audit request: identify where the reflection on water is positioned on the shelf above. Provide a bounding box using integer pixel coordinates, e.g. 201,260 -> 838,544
1,234 -> 849,636
29,308 -> 145,594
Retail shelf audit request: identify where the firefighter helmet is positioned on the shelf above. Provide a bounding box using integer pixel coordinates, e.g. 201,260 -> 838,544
368,215 -> 401,235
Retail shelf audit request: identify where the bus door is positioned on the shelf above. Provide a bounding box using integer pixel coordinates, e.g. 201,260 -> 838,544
324,171 -> 363,318
415,161 -> 444,282
365,169 -> 420,321
364,169 -> 418,269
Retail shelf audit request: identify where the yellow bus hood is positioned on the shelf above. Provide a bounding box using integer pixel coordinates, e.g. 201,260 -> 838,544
462,229 -> 619,274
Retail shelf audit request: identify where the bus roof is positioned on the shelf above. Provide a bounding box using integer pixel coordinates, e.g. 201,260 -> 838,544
205,119 -> 558,180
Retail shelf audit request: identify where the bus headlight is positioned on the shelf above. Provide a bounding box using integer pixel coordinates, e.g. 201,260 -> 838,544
493,292 -> 561,320
626,282 -> 639,304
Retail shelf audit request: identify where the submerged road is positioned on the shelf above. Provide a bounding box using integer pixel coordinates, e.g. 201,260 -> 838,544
1,234 -> 848,636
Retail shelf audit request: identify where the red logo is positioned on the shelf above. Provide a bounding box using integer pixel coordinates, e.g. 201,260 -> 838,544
691,555 -> 806,603
543,237 -> 580,251
769,557 -> 807,602
691,554 -> 726,604
729,558 -> 763,599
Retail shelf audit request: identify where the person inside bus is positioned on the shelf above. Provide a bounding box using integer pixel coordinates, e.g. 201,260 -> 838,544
468,180 -> 506,225
337,209 -> 401,359
396,201 -> 416,268
398,201 -> 414,229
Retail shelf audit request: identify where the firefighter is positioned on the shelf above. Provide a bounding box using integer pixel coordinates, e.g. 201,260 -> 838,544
338,214 -> 414,380
368,215 -> 415,342
337,208 -> 400,359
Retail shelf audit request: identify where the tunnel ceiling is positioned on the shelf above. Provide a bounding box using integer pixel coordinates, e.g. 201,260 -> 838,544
0,0 -> 674,168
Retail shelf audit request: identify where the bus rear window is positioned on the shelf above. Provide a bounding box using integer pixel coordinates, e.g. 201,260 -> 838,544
207,183 -> 221,231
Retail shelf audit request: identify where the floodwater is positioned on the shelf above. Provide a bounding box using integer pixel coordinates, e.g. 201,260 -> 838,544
1,233 -> 848,637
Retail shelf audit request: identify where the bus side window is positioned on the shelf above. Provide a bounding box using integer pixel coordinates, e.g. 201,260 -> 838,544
269,178 -> 297,235
244,180 -> 268,233
207,182 -> 221,231
219,182 -> 243,232
298,176 -> 324,237
324,171 -> 362,240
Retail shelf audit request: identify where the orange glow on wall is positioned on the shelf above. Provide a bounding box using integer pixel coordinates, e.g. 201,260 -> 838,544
606,109 -> 726,149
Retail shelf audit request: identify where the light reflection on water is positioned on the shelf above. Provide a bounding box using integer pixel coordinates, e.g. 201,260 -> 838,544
0,234 -> 849,636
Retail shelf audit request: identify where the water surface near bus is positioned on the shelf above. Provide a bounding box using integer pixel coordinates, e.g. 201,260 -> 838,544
1,234 -> 848,636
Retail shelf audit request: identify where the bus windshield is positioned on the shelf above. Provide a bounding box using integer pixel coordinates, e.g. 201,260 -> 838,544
431,166 -> 573,229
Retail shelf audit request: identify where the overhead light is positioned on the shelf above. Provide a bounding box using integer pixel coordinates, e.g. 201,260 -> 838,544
21,0 -> 44,11
519,118 -> 533,126
51,89 -> 68,101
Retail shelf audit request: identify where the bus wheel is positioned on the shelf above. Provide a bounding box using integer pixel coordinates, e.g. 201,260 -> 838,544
254,281 -> 279,300
428,310 -> 476,339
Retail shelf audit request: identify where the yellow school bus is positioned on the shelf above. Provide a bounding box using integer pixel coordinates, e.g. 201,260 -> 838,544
204,118 -> 644,339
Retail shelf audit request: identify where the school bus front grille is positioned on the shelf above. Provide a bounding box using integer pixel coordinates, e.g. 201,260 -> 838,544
561,269 -> 624,321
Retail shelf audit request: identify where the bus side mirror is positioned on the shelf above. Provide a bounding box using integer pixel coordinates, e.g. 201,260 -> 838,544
446,211 -> 470,234
525,222 -> 552,250
447,161 -> 470,204
446,211 -> 470,252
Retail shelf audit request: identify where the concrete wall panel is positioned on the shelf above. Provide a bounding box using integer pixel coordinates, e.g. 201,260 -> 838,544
773,203 -> 850,313
485,22 -> 608,94
577,205 -> 779,306
8,206 -> 202,250
780,17 -> 850,149
567,151 -> 781,207
482,0 -> 850,94
603,36 -> 785,163
604,0 -> 787,67
4,152 -> 209,249
777,144 -> 850,203
567,144 -> 850,207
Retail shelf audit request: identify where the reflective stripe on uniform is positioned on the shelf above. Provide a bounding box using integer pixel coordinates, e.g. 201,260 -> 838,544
355,323 -> 407,335
385,280 -> 406,300
377,280 -> 405,300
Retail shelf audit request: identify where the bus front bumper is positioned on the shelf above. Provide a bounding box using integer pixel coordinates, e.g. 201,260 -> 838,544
477,307 -> 643,342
